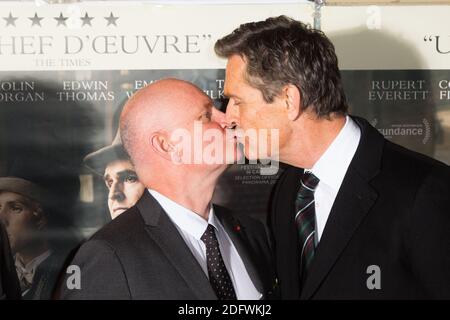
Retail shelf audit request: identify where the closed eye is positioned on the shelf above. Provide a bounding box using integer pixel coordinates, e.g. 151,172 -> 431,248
199,111 -> 212,122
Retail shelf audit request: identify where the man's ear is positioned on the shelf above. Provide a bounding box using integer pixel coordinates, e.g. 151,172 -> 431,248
284,84 -> 301,121
150,132 -> 173,160
33,206 -> 47,230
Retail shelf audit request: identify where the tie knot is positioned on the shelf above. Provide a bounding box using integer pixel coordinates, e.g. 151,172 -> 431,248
201,224 -> 217,244
301,171 -> 320,192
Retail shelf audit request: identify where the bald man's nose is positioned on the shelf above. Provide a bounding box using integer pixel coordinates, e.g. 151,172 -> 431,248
212,107 -> 227,129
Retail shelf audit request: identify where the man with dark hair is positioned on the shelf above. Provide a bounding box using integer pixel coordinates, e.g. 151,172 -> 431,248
216,15 -> 450,299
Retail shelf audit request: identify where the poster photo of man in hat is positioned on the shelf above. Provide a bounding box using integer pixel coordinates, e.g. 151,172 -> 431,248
83,129 -> 146,220
0,158 -> 81,300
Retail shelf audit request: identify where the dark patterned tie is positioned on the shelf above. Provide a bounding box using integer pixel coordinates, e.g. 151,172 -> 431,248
201,224 -> 237,300
295,171 -> 320,284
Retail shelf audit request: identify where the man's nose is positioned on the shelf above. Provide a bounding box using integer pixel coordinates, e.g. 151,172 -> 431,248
109,182 -> 125,202
0,209 -> 9,227
212,107 -> 227,128
225,100 -> 239,128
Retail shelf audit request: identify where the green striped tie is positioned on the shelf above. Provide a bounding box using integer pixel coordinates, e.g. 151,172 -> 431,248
295,171 -> 320,284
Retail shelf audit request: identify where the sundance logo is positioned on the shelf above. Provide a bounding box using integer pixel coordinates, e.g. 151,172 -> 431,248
371,118 -> 431,145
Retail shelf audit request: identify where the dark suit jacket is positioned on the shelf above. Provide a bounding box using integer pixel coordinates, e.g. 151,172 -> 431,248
0,223 -> 21,300
269,116 -> 450,299
61,191 -> 276,300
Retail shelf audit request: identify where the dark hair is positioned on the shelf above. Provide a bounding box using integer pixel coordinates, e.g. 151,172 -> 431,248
215,15 -> 348,118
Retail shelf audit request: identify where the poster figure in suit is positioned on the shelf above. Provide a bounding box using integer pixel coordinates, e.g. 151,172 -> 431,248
60,79 -> 277,300
83,130 -> 145,220
215,16 -> 450,299
0,159 -> 81,300
0,221 -> 21,300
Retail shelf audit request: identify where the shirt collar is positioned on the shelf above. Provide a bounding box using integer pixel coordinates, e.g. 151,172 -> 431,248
15,250 -> 51,282
148,189 -> 216,240
309,116 -> 361,193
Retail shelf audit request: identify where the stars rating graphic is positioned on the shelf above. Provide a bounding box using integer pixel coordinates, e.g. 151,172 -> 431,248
81,13 -> 94,27
54,13 -> 68,27
3,12 -> 17,27
2,11 -> 119,27
29,13 -> 43,27
105,12 -> 118,26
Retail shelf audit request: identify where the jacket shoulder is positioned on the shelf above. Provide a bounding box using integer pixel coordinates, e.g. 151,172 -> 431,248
88,206 -> 144,248
382,140 -> 449,182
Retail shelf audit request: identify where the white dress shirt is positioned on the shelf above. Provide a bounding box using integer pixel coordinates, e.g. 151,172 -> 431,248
148,189 -> 262,300
308,116 -> 361,242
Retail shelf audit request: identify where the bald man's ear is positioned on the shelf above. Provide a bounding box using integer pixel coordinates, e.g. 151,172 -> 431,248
284,84 -> 301,121
150,133 -> 173,160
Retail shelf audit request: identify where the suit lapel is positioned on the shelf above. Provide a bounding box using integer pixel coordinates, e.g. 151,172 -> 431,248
274,165 -> 304,298
214,206 -> 265,296
300,116 -> 384,299
136,191 -> 217,300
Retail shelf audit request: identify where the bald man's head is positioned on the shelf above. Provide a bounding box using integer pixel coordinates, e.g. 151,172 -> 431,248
120,78 -> 213,168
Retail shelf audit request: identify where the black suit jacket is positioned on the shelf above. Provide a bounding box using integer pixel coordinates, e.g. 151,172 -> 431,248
269,116 -> 450,299
0,223 -> 21,300
61,191 -> 276,300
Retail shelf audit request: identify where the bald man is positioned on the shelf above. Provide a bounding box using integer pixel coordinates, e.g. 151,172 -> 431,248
60,79 -> 277,300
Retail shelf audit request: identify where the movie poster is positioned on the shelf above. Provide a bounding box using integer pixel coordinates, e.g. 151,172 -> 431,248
0,1 -> 314,299
0,0 -> 449,302
322,4 -> 450,165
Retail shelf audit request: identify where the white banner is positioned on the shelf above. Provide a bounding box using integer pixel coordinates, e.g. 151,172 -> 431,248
0,1 -> 314,71
322,5 -> 450,70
